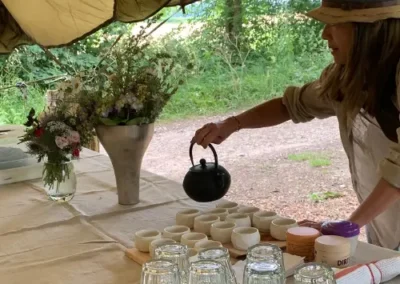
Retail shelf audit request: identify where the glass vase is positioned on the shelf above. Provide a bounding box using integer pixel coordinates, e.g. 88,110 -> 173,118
43,161 -> 77,202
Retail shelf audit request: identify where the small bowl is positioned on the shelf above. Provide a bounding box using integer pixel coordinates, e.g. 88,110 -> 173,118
237,206 -> 260,224
194,214 -> 220,236
181,232 -> 208,248
253,211 -> 278,233
163,225 -> 191,242
176,209 -> 202,228
210,221 -> 236,244
270,218 -> 298,241
225,213 -> 252,228
216,201 -> 239,213
206,208 -> 229,221
194,240 -> 223,251
231,227 -> 260,251
188,248 -> 199,262
135,229 -> 162,253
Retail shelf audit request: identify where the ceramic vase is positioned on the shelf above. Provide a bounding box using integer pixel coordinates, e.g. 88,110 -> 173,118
95,124 -> 154,205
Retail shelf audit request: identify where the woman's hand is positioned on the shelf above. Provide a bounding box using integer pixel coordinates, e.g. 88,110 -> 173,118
298,219 -> 323,230
191,117 -> 239,148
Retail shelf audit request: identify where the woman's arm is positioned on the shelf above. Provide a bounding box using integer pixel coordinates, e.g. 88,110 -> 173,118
348,178 -> 400,227
231,97 -> 291,129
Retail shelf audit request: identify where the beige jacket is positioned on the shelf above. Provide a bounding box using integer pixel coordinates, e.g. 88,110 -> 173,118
281,65 -> 400,250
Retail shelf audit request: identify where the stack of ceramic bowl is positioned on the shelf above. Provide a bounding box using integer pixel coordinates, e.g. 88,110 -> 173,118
176,201 -> 299,252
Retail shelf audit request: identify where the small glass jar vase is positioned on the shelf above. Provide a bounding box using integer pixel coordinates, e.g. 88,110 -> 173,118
43,161 -> 77,202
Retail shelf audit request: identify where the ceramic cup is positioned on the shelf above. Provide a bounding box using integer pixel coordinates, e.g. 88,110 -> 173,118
225,213 -> 252,228
231,227 -> 261,251
181,232 -> 208,248
176,209 -> 202,228
135,229 -> 162,252
194,214 -> 220,236
253,211 -> 279,233
210,221 -> 236,244
188,248 -> 199,262
149,238 -> 176,258
216,201 -> 239,213
237,206 -> 260,225
270,218 -> 298,241
163,225 -> 191,242
194,240 -> 223,251
206,208 -> 229,221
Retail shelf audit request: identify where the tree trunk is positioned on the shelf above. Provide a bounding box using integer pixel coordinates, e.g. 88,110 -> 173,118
224,0 -> 242,48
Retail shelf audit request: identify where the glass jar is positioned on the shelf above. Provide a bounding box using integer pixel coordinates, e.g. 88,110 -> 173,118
199,247 -> 237,284
294,263 -> 335,284
43,161 -> 77,202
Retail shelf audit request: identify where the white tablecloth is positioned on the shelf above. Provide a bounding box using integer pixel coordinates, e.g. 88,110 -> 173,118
0,143 -> 399,283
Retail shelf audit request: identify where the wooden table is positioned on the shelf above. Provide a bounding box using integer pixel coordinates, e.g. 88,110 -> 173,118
0,133 -> 399,283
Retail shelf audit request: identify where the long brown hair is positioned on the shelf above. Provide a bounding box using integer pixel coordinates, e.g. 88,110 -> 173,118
320,19 -> 400,118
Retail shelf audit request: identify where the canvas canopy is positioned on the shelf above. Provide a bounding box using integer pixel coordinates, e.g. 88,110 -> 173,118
0,0 -> 197,54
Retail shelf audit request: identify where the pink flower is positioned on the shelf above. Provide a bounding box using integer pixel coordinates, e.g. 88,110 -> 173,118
55,136 -> 69,149
68,131 -> 80,144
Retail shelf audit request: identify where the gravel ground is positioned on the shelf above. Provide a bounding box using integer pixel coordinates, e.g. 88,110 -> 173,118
100,112 -> 367,241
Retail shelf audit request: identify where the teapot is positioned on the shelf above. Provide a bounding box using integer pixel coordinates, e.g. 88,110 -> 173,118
183,143 -> 231,202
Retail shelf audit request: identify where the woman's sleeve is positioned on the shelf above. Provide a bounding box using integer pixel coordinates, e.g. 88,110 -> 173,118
378,62 -> 400,188
282,68 -> 336,123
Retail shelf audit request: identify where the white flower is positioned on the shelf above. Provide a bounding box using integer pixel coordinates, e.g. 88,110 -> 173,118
68,131 -> 80,144
55,136 -> 69,149
70,77 -> 82,94
47,121 -> 71,134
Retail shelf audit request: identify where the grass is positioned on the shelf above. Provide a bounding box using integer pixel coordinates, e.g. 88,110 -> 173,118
160,52 -> 331,121
309,191 -> 344,203
288,152 -> 331,167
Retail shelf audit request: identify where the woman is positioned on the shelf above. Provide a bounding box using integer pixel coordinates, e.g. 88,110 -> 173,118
191,0 -> 400,250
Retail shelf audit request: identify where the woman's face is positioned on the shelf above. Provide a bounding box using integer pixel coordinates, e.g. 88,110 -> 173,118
322,23 -> 354,65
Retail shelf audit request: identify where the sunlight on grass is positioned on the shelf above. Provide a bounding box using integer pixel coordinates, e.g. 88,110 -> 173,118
288,152 -> 331,167
309,191 -> 344,203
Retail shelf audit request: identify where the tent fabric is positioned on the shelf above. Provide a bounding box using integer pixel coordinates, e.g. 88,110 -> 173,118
0,0 -> 197,54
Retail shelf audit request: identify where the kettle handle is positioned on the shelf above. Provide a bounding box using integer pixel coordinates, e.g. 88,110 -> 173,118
189,143 -> 219,168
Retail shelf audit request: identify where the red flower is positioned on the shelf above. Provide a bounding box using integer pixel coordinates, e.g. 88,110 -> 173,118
34,128 -> 44,138
72,148 -> 80,158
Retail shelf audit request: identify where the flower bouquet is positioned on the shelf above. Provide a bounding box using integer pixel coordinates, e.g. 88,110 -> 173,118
19,17 -> 187,204
19,77 -> 94,199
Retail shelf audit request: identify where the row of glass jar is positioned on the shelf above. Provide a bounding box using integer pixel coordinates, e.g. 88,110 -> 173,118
140,243 -> 337,284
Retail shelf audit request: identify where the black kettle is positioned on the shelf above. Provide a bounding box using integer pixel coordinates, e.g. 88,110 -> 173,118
183,143 -> 231,202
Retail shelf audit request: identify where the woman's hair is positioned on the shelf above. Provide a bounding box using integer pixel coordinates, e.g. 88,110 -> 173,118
319,19 -> 400,118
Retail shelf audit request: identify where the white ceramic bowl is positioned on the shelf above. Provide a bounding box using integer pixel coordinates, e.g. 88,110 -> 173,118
270,218 -> 298,241
194,214 -> 220,236
210,221 -> 236,244
188,248 -> 199,262
216,201 -> 239,213
135,229 -> 162,252
194,240 -> 223,251
176,209 -> 202,228
226,213 -> 252,228
206,208 -> 229,221
163,225 -> 191,242
231,227 -> 260,251
237,206 -> 260,225
181,232 -> 208,248
253,211 -> 278,233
